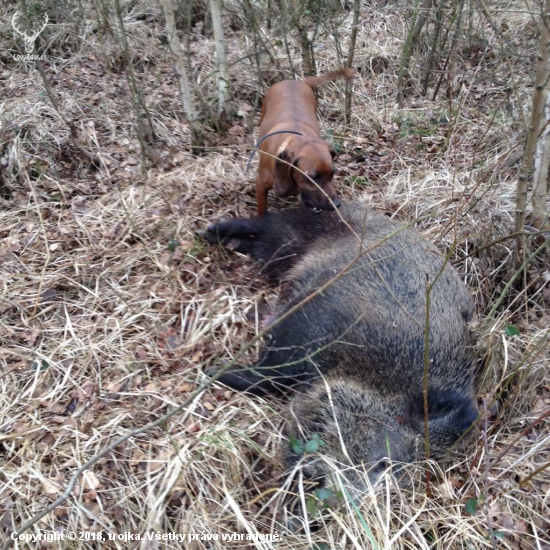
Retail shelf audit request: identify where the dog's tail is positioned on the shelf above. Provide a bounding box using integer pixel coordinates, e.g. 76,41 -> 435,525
301,68 -> 355,89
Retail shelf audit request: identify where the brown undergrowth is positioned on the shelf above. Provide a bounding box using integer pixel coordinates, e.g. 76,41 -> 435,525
0,1 -> 548,549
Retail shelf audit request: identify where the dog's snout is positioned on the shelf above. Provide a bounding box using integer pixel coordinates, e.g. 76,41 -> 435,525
301,191 -> 342,213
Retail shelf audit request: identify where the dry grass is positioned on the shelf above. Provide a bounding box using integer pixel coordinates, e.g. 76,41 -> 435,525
0,1 -> 549,549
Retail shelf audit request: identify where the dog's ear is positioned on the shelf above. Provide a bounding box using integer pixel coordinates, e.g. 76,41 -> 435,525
273,149 -> 297,196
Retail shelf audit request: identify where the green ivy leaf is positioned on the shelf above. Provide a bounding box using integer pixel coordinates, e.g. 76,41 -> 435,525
424,531 -> 436,543
167,238 -> 179,252
32,359 -> 49,371
304,436 -> 322,453
505,325 -> 520,337
464,498 -> 478,516
306,496 -> 318,517
315,487 -> 335,501
289,435 -> 305,455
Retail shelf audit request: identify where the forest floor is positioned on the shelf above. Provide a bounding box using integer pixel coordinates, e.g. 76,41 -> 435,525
0,1 -> 549,549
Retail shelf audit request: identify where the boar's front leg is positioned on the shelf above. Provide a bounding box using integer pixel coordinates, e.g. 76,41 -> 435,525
201,215 -> 302,279
201,218 -> 261,248
207,342 -> 315,396
207,362 -> 281,395
201,216 -> 284,261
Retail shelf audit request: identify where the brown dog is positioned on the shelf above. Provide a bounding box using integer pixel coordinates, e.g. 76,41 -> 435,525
254,68 -> 354,215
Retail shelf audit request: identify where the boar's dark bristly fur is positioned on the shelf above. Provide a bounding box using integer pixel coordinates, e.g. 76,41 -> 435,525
203,203 -> 479,487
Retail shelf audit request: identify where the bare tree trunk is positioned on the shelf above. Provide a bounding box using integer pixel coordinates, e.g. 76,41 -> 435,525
532,1 -> 550,230
298,27 -> 316,76
345,0 -> 360,125
242,0 -> 283,88
433,0 -> 465,101
17,0 -> 100,166
397,0 -> 432,105
422,0 -> 445,95
515,0 -> 550,261
161,0 -> 205,154
293,0 -> 316,76
209,0 -> 232,119
532,105 -> 550,230
113,0 -> 156,165
91,0 -> 113,36
281,0 -> 297,74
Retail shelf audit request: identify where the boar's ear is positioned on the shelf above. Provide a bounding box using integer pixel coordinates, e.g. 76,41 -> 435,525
406,390 -> 478,454
424,390 -> 478,453
274,149 -> 298,196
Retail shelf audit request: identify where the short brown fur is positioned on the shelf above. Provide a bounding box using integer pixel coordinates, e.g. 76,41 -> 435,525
255,68 -> 354,215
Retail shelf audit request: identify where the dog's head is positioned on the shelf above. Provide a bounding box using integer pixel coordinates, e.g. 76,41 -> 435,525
274,139 -> 341,213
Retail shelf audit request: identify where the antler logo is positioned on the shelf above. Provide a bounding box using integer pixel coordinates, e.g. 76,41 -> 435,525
12,11 -> 49,55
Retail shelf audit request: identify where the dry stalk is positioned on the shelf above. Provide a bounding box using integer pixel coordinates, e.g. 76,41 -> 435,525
482,398 -> 498,550
113,0 -> 156,165
209,0 -> 232,119
432,0 -> 466,101
531,0 -> 550,230
161,0 -> 205,153
345,0 -> 360,125
514,0 -> 550,266
421,0 -> 446,95
396,0 -> 433,106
